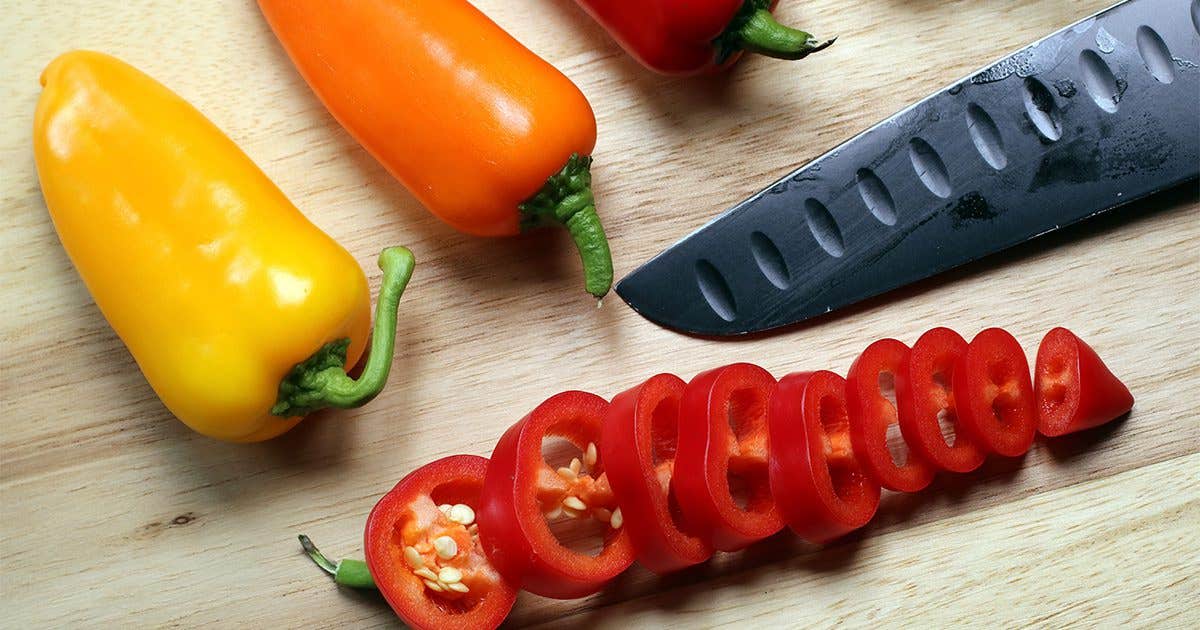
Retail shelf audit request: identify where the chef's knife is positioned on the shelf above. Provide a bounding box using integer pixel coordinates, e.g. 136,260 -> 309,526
616,0 -> 1199,336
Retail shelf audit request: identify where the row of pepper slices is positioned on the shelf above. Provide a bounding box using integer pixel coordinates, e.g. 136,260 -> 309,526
303,327 -> 1134,629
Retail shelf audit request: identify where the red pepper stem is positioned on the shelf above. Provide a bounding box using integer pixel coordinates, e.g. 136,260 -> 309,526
299,535 -> 376,589
519,154 -> 614,299
734,9 -> 835,61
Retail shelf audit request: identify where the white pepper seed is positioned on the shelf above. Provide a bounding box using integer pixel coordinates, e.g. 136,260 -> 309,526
438,567 -> 463,584
404,546 -> 424,569
448,504 -> 475,526
413,567 -> 438,581
610,507 -> 624,529
433,535 -> 458,560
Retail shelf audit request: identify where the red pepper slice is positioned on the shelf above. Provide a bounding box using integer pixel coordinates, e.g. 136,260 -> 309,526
896,328 -> 987,473
846,338 -> 935,492
953,328 -> 1037,458
768,371 -> 881,544
601,374 -> 713,574
364,455 -> 517,630
479,391 -> 634,598
1035,328 -> 1134,437
674,363 -> 784,551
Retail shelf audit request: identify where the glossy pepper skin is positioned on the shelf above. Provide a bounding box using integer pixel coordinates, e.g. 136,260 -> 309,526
258,0 -> 613,298
573,0 -> 833,75
33,51 -> 415,442
479,391 -> 634,599
1035,328 -> 1134,437
601,374 -> 713,574
674,363 -> 783,552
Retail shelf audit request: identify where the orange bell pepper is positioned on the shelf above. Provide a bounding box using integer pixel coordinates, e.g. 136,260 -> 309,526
258,0 -> 613,297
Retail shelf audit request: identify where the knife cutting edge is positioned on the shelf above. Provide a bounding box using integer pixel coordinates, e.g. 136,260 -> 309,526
616,0 -> 1200,336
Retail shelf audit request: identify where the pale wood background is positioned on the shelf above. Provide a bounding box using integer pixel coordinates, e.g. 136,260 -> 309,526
2,0 -> 1197,627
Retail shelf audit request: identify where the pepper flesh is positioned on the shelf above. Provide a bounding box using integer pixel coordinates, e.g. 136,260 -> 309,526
601,374 -> 713,574
572,0 -> 833,75
768,371 -> 881,544
258,0 -> 613,297
896,328 -> 986,473
365,455 -> 517,630
479,391 -> 634,599
847,339 -> 935,492
953,329 -> 1038,458
33,51 -> 413,442
1035,328 -> 1134,437
674,363 -> 783,552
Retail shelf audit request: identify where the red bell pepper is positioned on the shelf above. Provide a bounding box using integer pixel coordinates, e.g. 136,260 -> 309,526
572,0 -> 834,75
1035,328 -> 1134,436
674,363 -> 784,551
602,374 -> 714,574
896,328 -> 987,473
363,455 -> 517,630
768,371 -> 881,544
953,328 -> 1038,458
478,391 -> 634,598
846,338 -> 935,492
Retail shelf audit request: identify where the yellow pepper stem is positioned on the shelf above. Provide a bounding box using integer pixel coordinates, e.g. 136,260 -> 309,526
271,247 -> 416,417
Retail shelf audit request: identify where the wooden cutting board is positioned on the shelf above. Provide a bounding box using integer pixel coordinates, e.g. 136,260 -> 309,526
2,0 -> 1197,626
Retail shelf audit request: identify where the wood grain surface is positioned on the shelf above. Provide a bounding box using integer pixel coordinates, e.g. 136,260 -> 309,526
2,0 -> 1198,627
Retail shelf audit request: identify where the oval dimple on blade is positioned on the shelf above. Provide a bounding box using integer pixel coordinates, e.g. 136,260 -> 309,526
908,138 -> 953,198
750,231 -> 791,289
1136,26 -> 1175,84
1080,49 -> 1121,112
803,199 -> 845,257
966,103 -> 1008,170
856,168 -> 898,226
1023,77 -> 1064,141
694,259 -> 737,322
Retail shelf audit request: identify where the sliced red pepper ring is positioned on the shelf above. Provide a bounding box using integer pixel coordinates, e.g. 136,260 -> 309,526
363,455 -> 517,630
768,371 -> 881,544
953,328 -> 1037,458
896,328 -> 986,473
674,363 -> 784,552
601,374 -> 713,574
846,338 -> 935,492
479,391 -> 634,599
1036,328 -> 1134,437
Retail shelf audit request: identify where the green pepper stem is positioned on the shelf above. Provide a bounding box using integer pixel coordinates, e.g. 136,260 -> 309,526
271,247 -> 416,417
298,535 -> 376,589
519,154 -> 614,299
737,9 -> 835,60
714,2 -> 834,63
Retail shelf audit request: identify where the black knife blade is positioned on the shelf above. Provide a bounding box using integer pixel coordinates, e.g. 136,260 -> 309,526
616,0 -> 1200,336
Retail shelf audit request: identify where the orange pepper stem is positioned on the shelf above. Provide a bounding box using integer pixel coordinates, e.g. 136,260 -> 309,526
271,247 -> 416,417
715,2 -> 835,63
519,154 -> 614,299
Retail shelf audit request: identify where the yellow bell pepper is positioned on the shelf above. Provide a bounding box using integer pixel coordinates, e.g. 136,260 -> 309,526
33,51 -> 415,442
